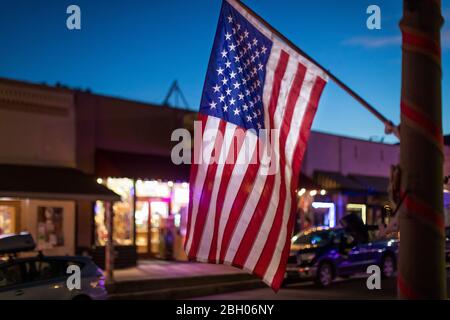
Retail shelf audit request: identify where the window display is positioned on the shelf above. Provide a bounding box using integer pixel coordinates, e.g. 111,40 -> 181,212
37,206 -> 64,249
95,178 -> 134,246
0,203 -> 18,235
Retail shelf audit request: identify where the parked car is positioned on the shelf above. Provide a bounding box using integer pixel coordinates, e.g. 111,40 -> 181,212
0,233 -> 107,300
286,214 -> 399,287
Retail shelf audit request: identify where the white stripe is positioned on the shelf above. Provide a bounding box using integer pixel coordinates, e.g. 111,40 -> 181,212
185,116 -> 221,254
263,72 -> 319,285
196,122 -> 237,260
243,55 -> 300,271
216,131 -> 258,261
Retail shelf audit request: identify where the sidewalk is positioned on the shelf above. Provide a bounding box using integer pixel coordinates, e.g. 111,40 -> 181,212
113,259 -> 245,282
109,260 -> 265,299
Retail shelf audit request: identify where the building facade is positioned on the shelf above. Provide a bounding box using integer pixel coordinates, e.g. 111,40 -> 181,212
1,77 -> 449,268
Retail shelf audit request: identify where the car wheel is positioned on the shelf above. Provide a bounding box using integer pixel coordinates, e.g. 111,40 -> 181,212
381,255 -> 396,278
315,262 -> 334,287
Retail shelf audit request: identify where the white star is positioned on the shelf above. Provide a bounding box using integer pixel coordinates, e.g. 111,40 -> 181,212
261,45 -> 267,54
229,71 -> 237,79
229,97 -> 236,106
242,78 -> 247,85
212,84 -> 221,93
258,63 -> 263,71
225,88 -> 232,96
247,42 -> 252,50
223,104 -> 229,112
242,104 -> 249,111
252,38 -> 258,46
238,67 -> 243,73
233,108 -> 240,116
225,32 -> 232,41
219,95 -> 225,102
221,77 -> 228,85
234,55 -> 240,63
209,101 -> 217,109
228,43 -> 236,51
238,93 -> 244,100
257,123 -> 262,129
253,112 -> 257,119
221,49 -> 228,58
245,89 -> 250,96
244,30 -> 249,38
236,23 -> 241,30
225,60 -> 232,69
217,67 -> 224,75
233,82 -> 240,89
227,15 -> 233,23
246,115 -> 253,122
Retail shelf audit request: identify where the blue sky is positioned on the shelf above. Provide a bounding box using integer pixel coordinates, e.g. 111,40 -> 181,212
0,0 -> 449,143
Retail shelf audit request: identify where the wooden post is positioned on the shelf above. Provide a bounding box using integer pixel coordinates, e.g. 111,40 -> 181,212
398,0 -> 446,299
105,201 -> 115,285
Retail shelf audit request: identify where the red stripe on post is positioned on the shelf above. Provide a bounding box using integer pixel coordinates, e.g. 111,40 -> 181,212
403,192 -> 445,232
397,272 -> 422,299
402,30 -> 441,62
401,100 -> 443,146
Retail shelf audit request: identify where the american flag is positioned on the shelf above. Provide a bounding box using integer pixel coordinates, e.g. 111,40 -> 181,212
185,0 -> 328,290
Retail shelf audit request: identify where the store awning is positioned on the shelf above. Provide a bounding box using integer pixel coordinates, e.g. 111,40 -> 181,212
348,174 -> 390,195
298,173 -> 321,190
314,171 -> 366,193
95,149 -> 190,181
313,171 -> 390,195
0,164 -> 120,201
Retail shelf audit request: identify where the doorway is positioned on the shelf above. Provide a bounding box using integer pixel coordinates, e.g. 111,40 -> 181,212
135,197 -> 171,258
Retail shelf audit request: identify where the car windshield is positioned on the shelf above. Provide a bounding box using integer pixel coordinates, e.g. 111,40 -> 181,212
292,230 -> 331,246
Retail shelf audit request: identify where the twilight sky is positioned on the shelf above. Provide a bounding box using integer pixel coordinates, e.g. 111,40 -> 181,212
0,0 -> 449,143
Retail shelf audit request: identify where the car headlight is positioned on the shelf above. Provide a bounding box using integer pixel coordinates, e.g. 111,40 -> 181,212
299,253 -> 316,263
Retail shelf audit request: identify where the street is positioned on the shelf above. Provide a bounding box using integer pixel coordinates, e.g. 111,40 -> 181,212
194,271 -> 450,300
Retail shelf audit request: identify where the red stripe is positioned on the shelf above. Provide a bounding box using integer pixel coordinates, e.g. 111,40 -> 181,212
231,51 -> 290,267
401,100 -> 443,145
208,127 -> 247,262
403,192 -> 445,231
271,76 -> 326,290
397,272 -> 422,299
184,114 -> 207,251
219,148 -> 259,262
402,30 -> 441,61
188,120 -> 227,258
252,63 -> 307,277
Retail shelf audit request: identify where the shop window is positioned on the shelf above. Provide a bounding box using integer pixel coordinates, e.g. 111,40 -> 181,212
136,180 -> 170,198
0,202 -> 20,235
37,206 -> 64,249
95,178 -> 134,246
346,204 -> 367,224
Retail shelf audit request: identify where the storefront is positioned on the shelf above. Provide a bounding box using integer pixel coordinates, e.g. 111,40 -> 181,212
95,178 -> 189,262
0,164 -> 120,257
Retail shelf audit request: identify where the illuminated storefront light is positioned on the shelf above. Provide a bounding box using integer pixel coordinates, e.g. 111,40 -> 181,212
312,202 -> 335,228
320,189 -> 327,196
346,203 -> 367,224
309,190 -> 318,197
297,188 -> 306,197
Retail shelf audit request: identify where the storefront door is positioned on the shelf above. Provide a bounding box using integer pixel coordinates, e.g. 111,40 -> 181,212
135,197 -> 170,258
0,201 -> 20,235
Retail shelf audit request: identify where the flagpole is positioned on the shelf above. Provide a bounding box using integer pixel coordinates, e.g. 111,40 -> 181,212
233,0 -> 400,138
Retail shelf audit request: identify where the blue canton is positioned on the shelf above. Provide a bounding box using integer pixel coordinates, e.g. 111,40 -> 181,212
199,1 -> 273,133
